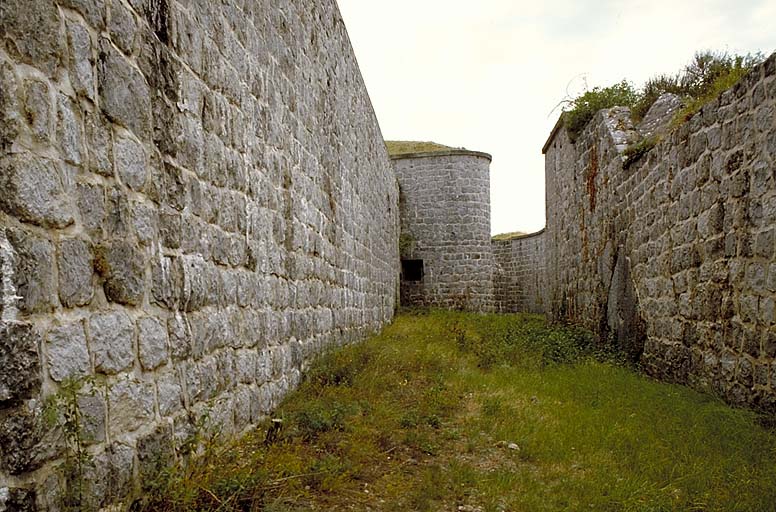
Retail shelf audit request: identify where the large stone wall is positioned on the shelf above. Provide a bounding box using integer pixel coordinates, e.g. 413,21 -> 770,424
544,54 -> 776,410
392,151 -> 495,311
492,230 -> 546,314
0,0 -> 399,508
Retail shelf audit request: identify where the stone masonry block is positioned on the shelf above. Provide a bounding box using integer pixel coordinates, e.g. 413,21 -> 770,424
89,310 -> 135,375
108,0 -> 138,55
137,422 -> 174,488
65,18 -> 96,101
57,237 -> 94,308
0,0 -> 62,74
156,370 -> 183,417
107,377 -> 155,435
138,316 -> 169,370
85,112 -> 114,176
96,240 -> 146,306
114,132 -> 147,190
22,79 -> 52,143
0,323 -> 41,405
1,487 -> 37,512
45,321 -> 90,383
59,0 -> 106,30
97,39 -> 151,140
0,399 -> 60,475
166,311 -> 191,361
90,442 -> 134,508
0,62 -> 21,151
132,201 -> 157,246
57,94 -> 84,166
77,181 -> 107,237
0,153 -> 75,229
78,391 -> 107,445
6,227 -> 56,314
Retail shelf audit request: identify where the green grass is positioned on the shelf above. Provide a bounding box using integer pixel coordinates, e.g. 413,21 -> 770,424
137,311 -> 776,511
492,231 -> 528,241
386,140 -> 459,156
622,135 -> 661,170
562,50 -> 764,142
562,80 -> 640,142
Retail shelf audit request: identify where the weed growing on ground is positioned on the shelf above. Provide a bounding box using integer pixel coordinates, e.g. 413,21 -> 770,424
139,311 -> 776,511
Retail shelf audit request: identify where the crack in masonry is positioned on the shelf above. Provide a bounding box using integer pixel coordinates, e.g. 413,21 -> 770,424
0,228 -> 22,323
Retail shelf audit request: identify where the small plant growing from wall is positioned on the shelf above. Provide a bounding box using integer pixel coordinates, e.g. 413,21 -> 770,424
622,135 -> 660,169
399,233 -> 416,258
43,376 -> 99,511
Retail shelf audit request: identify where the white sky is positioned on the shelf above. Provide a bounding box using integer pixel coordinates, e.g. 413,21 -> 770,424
336,0 -> 776,235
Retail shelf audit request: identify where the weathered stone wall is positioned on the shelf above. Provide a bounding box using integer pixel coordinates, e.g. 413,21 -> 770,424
0,0 -> 399,508
544,54 -> 776,410
492,230 -> 546,314
392,151 -> 495,311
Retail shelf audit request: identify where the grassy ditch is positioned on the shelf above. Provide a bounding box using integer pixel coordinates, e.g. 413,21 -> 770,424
138,311 -> 776,511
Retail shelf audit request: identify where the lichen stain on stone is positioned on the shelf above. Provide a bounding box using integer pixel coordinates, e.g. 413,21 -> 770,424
585,143 -> 598,211
0,228 -> 22,323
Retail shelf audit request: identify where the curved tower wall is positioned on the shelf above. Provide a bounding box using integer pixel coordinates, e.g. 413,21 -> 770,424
392,151 -> 495,311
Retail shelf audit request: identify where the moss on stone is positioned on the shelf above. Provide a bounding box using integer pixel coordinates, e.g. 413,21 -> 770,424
491,231 -> 527,241
385,140 -> 459,156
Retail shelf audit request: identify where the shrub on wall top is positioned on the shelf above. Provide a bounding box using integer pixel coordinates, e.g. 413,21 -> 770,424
562,50 -> 764,142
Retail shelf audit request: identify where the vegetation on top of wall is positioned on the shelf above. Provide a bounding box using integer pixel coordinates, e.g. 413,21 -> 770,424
492,231 -> 527,241
386,140 -> 461,156
561,50 -> 765,142
562,80 -> 640,142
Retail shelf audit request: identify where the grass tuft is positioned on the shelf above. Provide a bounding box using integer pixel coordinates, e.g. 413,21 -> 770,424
385,140 -> 460,156
622,135 -> 661,170
491,231 -> 528,241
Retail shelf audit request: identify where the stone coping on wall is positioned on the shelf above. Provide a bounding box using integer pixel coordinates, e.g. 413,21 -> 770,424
389,149 -> 493,162
542,115 -> 565,155
492,227 -> 546,243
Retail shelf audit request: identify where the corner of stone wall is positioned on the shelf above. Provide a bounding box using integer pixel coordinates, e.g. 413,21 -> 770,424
543,52 -> 776,412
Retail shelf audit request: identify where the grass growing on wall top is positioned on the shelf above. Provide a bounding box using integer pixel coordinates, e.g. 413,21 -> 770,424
561,50 -> 765,141
137,311 -> 776,511
492,231 -> 528,241
386,140 -> 460,156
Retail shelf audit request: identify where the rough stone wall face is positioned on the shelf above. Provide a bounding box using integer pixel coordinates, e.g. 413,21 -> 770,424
0,0 -> 399,508
544,54 -> 776,410
392,152 -> 495,311
492,230 -> 546,314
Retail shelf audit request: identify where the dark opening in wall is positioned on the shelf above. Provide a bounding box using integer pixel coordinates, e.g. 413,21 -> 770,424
402,259 -> 424,282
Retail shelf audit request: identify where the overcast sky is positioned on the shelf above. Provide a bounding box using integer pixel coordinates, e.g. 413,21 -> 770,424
336,0 -> 775,235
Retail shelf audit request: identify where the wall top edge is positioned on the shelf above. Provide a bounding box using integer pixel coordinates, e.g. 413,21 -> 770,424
390,149 -> 493,162
492,227 -> 546,243
542,115 -> 565,155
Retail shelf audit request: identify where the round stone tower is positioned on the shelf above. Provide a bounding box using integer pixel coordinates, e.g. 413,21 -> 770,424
388,141 -> 495,311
